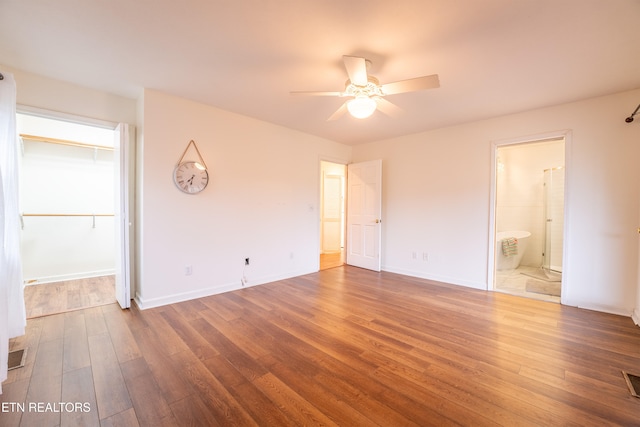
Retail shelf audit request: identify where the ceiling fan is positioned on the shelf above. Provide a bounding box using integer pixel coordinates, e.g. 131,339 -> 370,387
291,55 -> 440,120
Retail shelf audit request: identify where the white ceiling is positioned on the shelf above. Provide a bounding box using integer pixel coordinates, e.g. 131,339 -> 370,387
1,0 -> 639,145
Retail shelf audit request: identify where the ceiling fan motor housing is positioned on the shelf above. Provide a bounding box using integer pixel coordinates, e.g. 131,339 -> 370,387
344,76 -> 383,98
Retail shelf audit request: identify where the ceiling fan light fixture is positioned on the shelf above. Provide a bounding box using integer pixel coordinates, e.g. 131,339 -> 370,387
347,95 -> 377,119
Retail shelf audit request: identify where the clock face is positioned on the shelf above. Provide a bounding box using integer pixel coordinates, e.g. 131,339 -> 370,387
174,161 -> 209,194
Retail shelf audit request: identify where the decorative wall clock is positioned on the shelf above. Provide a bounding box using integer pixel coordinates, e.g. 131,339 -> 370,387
173,140 -> 209,194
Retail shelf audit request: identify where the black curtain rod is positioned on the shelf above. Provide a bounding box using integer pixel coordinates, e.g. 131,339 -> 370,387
625,103 -> 640,123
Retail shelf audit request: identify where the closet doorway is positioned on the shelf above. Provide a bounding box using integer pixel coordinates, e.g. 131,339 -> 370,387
17,112 -> 128,317
319,161 -> 346,270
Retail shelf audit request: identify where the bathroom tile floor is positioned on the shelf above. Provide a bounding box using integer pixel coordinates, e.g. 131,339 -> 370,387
495,265 -> 561,303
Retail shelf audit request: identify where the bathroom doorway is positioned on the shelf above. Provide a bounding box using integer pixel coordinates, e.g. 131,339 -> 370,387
492,136 -> 566,303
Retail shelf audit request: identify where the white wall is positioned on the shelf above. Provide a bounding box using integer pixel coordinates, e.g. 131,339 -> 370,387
20,138 -> 116,283
136,89 -> 351,308
3,65 -> 137,125
353,89 -> 640,316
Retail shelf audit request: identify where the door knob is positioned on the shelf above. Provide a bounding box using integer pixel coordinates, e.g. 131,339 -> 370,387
375,219 -> 381,223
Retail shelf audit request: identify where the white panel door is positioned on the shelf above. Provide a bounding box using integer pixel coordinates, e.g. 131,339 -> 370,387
347,160 -> 382,271
114,123 -> 132,309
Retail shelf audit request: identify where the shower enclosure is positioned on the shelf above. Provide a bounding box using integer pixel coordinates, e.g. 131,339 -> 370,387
543,167 -> 565,272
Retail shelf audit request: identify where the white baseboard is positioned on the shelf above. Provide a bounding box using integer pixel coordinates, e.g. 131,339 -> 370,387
576,301 -> 633,318
135,268 -> 315,310
381,265 -> 486,290
24,269 -> 116,285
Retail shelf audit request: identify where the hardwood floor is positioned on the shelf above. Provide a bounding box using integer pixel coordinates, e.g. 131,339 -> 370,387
319,250 -> 344,270
2,266 -> 640,426
23,276 -> 116,319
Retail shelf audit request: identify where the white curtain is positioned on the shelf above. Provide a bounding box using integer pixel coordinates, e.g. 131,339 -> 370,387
0,72 -> 26,394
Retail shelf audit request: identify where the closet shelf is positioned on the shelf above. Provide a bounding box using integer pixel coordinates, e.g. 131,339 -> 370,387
20,134 -> 114,151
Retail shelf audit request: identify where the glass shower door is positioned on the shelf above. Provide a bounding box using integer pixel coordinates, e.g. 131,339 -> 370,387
543,167 -> 565,272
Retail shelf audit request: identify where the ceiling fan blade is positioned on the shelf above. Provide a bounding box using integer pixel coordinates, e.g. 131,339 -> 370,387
327,102 -> 348,121
343,55 -> 368,86
290,90 -> 342,96
375,97 -> 402,117
381,74 -> 440,95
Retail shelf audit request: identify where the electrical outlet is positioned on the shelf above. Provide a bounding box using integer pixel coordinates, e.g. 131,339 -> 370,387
411,251 -> 417,260
245,258 -> 250,265
423,252 -> 429,261
185,265 -> 192,275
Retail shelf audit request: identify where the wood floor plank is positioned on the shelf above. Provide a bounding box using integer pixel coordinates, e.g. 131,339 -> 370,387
372,365 -> 503,427
159,306 -> 219,360
311,366 -> 422,427
128,326 -> 195,404
83,305 -> 109,337
130,308 -> 189,357
30,336 -> 63,379
0,378 -> 29,426
190,316 -> 269,382
169,349 -> 259,426
20,374 -> 62,427
62,311 -> 91,372
168,298 -> 208,321
39,312 -> 65,343
169,394 -> 221,427
99,407 -> 141,427
103,306 -> 142,364
253,372 -> 339,427
88,332 -> 132,420
228,380 -> 293,426
266,358 -> 382,426
119,357 -> 178,427
60,366 -> 99,427
197,308 -> 270,361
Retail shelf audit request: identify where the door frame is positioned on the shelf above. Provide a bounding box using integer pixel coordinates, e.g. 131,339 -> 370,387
488,130 -> 572,304
318,158 -> 347,270
17,105 -> 134,307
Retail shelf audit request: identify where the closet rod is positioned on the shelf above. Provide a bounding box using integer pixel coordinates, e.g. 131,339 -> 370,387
20,213 -> 114,229
20,134 -> 114,151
